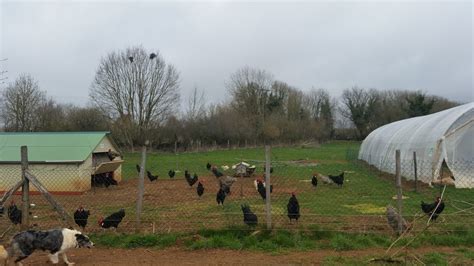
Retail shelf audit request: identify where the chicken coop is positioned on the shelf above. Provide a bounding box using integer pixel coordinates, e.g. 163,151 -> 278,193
358,102 -> 473,188
0,132 -> 123,194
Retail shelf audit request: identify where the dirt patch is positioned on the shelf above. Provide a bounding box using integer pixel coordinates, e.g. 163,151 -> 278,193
17,246 -> 463,265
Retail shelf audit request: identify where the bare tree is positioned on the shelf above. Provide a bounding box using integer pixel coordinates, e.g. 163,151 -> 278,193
304,88 -> 335,140
1,74 -> 46,131
340,87 -> 380,139
90,46 -> 180,147
185,87 -> 206,121
36,98 -> 66,131
64,105 -> 109,131
227,67 -> 274,141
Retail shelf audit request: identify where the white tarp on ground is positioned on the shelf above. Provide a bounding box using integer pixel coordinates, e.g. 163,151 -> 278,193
359,102 -> 474,188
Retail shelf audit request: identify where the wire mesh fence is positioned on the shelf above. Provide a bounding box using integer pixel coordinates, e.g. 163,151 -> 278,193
0,143 -> 472,239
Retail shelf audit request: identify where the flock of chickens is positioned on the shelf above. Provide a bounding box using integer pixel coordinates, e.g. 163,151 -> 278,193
1,163 -> 445,232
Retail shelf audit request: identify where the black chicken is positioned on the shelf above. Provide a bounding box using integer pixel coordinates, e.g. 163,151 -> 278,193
8,202 -> 22,225
211,166 -> 224,178
328,172 -> 344,187
421,197 -> 445,221
257,180 -> 266,200
99,208 -> 125,229
74,207 -> 90,229
104,173 -> 117,187
196,181 -> 204,197
206,162 -> 212,170
107,149 -> 120,161
185,170 -> 198,187
263,166 -> 274,174
241,204 -> 258,227
287,193 -> 300,223
216,188 -> 226,205
128,56 -> 134,63
311,175 -> 318,188
168,170 -> 176,178
136,164 -> 141,174
149,53 -> 157,59
147,171 -> 158,182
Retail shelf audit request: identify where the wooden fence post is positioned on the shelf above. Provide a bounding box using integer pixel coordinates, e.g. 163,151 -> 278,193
136,142 -> 147,232
21,146 -> 30,230
413,151 -> 418,193
265,145 -> 272,230
395,150 -> 403,235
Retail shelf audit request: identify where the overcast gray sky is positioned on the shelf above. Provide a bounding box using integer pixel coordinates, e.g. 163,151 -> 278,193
1,0 -> 472,106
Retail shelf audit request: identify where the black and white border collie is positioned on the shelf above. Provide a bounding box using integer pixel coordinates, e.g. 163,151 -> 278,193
8,228 -> 93,265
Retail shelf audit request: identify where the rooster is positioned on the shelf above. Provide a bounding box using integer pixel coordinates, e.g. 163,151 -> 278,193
328,172 -> 344,187
216,188 -> 226,205
386,205 -> 407,234
196,181 -> 204,197
185,170 -> 198,187
146,171 -> 158,182
74,206 -> 90,229
311,175 -> 318,188
99,208 -> 125,230
206,162 -> 212,170
421,197 -> 445,221
168,170 -> 176,178
257,180 -> 266,200
254,178 -> 273,194
7,201 -> 22,225
241,204 -> 258,227
211,166 -> 224,178
287,193 -> 300,223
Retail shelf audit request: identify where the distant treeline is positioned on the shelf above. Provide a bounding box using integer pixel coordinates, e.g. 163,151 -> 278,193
0,47 -> 458,150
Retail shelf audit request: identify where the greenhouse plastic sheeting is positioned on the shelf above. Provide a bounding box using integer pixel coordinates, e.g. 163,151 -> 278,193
359,102 -> 473,188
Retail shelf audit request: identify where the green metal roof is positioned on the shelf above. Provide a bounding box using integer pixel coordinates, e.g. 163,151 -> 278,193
0,132 -> 112,163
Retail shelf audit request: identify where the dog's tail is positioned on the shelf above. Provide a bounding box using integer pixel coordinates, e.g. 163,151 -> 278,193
0,244 -> 9,265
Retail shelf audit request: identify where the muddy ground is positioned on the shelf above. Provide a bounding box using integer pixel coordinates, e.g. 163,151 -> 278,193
13,246 -> 468,265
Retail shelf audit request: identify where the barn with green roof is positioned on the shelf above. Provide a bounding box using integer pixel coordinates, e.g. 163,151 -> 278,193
0,132 -> 123,194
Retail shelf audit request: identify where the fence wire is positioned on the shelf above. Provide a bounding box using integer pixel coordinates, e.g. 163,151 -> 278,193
0,144 -> 472,239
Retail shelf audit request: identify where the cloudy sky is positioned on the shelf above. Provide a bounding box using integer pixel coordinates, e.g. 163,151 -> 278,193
0,0 -> 472,106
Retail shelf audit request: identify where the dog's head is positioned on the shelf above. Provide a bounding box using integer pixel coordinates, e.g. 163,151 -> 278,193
75,233 -> 94,249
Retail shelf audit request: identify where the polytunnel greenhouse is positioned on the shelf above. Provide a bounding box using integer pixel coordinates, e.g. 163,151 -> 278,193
359,102 -> 473,188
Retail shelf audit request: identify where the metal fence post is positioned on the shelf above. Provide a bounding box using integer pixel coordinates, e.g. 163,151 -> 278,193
21,146 -> 30,230
265,145 -> 272,230
136,142 -> 147,232
413,151 -> 418,193
395,150 -> 403,235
